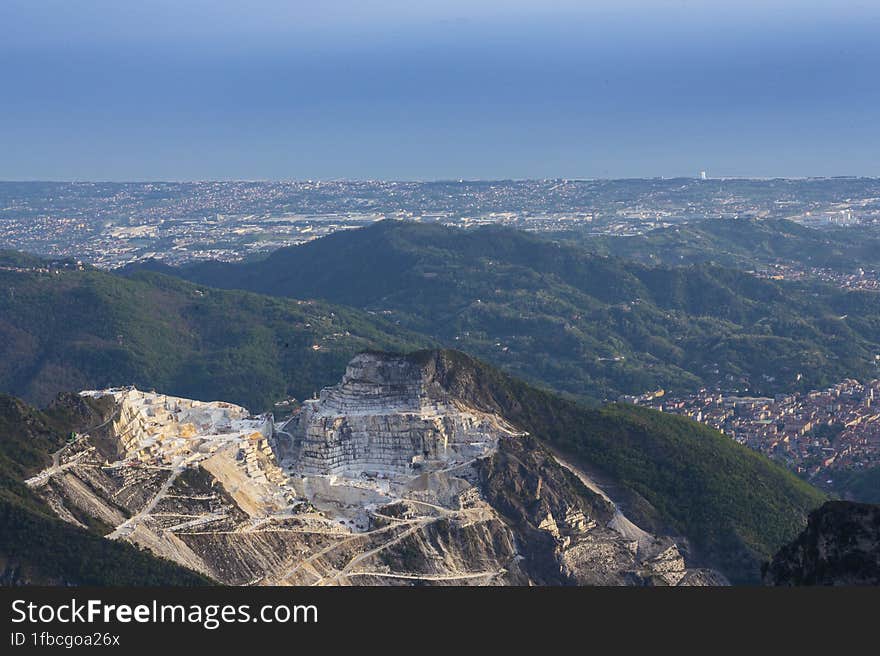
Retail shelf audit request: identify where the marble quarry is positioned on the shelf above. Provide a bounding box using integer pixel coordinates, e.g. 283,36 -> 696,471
24,354 -> 725,586
81,387 -> 275,468
284,352 -> 524,476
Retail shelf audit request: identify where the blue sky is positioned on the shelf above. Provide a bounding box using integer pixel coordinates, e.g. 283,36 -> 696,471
1,1 -> 878,180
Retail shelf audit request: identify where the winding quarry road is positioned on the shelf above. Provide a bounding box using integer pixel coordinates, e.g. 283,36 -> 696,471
107,467 -> 182,539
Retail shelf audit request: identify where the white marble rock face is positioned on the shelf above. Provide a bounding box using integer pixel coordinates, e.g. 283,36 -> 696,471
288,353 -> 521,476
80,387 -> 273,468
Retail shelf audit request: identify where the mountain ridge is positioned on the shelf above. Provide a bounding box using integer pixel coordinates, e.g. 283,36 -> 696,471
395,348 -> 827,582
0,349 -> 826,584
764,501 -> 880,585
0,262 -> 431,410
149,220 -> 880,402
573,217 -> 880,270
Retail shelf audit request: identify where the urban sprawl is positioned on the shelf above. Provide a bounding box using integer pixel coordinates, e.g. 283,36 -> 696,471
626,378 -> 880,490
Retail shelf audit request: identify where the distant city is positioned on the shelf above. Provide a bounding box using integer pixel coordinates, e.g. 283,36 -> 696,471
626,377 -> 880,494
2,178 -> 879,269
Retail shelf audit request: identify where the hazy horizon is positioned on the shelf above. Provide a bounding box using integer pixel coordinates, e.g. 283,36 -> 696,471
3,175 -> 879,184
2,1 -> 878,180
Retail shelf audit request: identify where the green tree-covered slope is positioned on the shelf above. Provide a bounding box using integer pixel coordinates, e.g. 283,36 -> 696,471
174,220 -> 880,402
0,265 -> 430,411
832,467 -> 880,504
574,217 -> 880,270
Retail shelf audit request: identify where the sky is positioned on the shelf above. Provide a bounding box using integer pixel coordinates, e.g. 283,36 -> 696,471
1,1 -> 878,180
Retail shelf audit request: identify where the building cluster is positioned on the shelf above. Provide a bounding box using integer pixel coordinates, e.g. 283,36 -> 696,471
4,179 -> 880,269
751,263 -> 880,292
626,379 -> 880,485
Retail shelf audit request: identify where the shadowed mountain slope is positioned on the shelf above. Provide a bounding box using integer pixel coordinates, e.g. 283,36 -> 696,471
167,220 -> 880,402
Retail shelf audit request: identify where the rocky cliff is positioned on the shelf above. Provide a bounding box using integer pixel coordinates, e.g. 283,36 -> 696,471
289,352 -> 523,475
764,501 -> 880,586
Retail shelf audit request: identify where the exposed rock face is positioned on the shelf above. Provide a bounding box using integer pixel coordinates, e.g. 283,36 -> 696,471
478,435 -> 721,585
290,352 -> 523,475
81,388 -> 274,468
25,353 -> 725,586
764,501 -> 880,586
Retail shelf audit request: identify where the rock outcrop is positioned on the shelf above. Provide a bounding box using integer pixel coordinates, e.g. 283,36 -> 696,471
764,501 -> 880,586
289,353 -> 522,475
